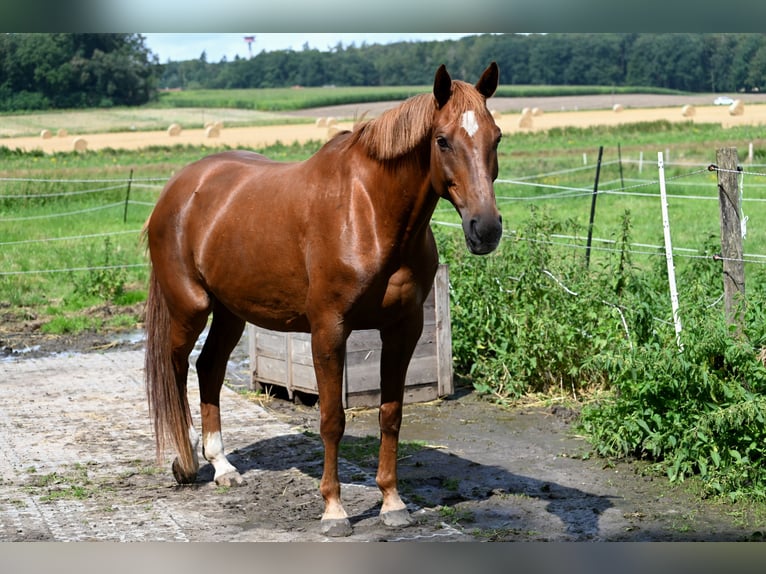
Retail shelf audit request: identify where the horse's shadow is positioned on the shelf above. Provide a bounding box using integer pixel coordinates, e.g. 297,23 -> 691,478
195,426 -> 616,539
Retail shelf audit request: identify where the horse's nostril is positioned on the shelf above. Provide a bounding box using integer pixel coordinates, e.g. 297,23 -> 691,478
470,218 -> 479,238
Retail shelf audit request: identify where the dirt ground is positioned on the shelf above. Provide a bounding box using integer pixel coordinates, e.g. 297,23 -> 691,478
3,94 -> 766,542
1,323 -> 763,542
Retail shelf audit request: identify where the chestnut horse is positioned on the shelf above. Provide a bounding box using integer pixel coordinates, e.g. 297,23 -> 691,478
143,62 -> 503,536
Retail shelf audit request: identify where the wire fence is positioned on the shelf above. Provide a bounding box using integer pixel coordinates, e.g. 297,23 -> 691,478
2,152 -> 766,278
2,146 -> 765,352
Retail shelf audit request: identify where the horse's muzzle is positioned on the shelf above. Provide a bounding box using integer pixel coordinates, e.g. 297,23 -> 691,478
464,214 -> 503,255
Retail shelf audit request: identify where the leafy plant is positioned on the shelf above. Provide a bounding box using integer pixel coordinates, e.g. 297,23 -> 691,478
72,237 -> 128,300
438,199 -> 766,502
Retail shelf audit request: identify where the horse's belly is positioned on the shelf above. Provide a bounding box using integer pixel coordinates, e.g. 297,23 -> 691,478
209,275 -> 310,333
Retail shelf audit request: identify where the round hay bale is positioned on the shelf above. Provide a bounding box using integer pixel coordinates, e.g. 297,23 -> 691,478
612,104 -> 624,113
518,114 -> 533,129
72,137 -> 88,152
681,104 -> 696,118
327,126 -> 341,139
167,123 -> 182,136
40,129 -> 52,139
205,125 -> 220,138
490,109 -> 501,120
729,99 -> 745,116
531,107 -> 543,117
520,107 -> 531,117
213,121 -> 223,131
203,121 -> 214,129
316,117 -> 327,127
326,117 -> 338,127
57,128 -> 68,137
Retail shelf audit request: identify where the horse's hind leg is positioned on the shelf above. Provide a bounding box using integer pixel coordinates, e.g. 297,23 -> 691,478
167,308 -> 210,483
196,301 -> 246,487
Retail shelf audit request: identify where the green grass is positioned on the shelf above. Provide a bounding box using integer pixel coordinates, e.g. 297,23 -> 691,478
155,85 -> 430,111
154,84 -> 687,112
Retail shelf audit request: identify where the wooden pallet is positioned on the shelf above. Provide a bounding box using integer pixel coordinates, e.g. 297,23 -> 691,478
247,265 -> 453,408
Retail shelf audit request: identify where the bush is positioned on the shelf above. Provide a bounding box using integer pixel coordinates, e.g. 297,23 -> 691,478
437,205 -> 766,501
440,207 -> 647,400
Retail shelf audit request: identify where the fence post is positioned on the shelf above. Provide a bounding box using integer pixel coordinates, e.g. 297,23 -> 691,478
617,142 -> 625,190
584,145 -> 604,268
123,169 -> 134,223
658,152 -> 683,350
715,147 -> 746,335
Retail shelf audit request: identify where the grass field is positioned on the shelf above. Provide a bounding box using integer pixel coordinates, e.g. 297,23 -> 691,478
153,84 -> 686,111
0,107 -> 311,139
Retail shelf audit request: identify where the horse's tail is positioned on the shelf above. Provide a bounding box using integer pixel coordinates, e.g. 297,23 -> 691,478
144,268 -> 196,479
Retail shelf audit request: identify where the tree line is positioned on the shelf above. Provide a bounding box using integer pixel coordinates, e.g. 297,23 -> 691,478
158,33 -> 766,94
0,33 -> 156,111
2,33 -> 765,112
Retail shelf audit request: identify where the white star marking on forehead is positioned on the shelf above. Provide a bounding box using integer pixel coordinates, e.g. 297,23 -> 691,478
461,110 -> 479,138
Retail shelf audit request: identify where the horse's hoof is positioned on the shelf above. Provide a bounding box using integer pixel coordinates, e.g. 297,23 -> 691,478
215,471 -> 246,487
171,458 -> 197,484
320,518 -> 353,537
380,508 -> 413,528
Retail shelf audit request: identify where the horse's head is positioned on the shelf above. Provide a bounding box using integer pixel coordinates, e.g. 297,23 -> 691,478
430,62 -> 503,255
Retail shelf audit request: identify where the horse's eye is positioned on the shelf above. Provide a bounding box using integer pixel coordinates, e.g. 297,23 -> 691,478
436,135 -> 450,150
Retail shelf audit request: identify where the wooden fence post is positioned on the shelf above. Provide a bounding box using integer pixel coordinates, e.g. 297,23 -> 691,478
716,147 -> 746,335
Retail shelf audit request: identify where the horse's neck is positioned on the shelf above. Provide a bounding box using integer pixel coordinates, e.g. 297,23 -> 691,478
377,156 -> 439,247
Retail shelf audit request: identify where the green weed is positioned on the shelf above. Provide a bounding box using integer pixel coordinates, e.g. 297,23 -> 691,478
438,505 -> 474,525
26,464 -> 95,502
41,315 -> 102,335
338,435 -> 428,469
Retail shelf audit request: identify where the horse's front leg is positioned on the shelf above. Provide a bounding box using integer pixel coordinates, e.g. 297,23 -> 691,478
311,319 -> 352,537
376,309 -> 423,528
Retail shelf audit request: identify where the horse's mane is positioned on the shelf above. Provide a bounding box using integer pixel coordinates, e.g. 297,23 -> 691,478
349,80 -> 485,161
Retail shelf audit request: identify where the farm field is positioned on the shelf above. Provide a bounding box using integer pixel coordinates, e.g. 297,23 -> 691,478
3,94 -> 766,153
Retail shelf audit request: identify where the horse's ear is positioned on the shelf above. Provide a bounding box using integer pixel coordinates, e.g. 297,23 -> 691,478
433,64 -> 452,109
475,62 -> 499,99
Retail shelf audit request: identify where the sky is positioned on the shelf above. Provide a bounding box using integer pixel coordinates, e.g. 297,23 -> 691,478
142,33 -> 475,63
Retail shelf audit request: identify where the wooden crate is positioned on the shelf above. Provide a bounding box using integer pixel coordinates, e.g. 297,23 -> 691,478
247,265 -> 452,408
